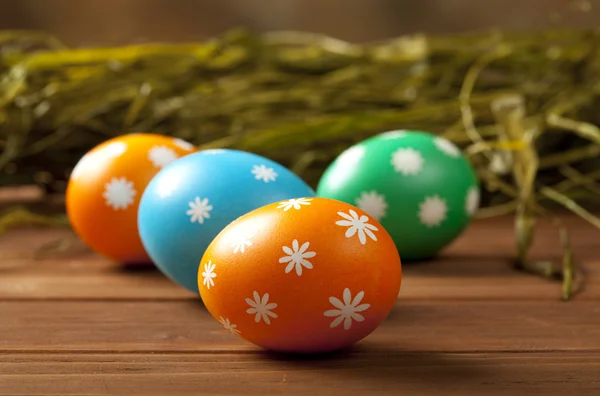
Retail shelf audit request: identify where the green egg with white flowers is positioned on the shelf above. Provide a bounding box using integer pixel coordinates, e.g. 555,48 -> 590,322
316,130 -> 480,260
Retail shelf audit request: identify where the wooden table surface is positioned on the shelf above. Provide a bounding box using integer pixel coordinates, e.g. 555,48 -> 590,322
0,189 -> 599,395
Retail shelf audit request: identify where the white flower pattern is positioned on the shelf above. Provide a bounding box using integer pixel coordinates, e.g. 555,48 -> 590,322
355,191 -> 388,221
71,141 -> 127,180
434,137 -> 461,157
201,260 -> 217,289
335,209 -> 378,245
219,316 -> 241,336
148,145 -> 179,168
186,197 -> 213,224
276,198 -> 313,211
466,186 -> 480,217
232,234 -> 253,254
246,291 -> 278,324
103,177 -> 136,210
279,239 -> 316,276
419,195 -> 448,227
324,288 -> 371,330
251,164 -> 278,183
391,147 -> 424,175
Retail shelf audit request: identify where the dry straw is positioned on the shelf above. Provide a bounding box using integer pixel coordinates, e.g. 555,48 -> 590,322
2,27 -> 600,299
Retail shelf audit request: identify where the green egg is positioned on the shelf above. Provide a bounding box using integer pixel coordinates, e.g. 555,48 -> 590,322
316,129 -> 480,260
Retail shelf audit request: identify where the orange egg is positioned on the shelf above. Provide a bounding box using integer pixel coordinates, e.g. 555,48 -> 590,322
198,197 -> 402,354
66,133 -> 197,264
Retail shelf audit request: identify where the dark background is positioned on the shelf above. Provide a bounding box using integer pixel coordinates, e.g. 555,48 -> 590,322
0,0 -> 596,46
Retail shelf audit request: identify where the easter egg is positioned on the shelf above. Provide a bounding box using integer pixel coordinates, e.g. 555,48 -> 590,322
316,130 -> 480,260
198,197 -> 402,354
65,133 -> 198,264
137,149 -> 316,294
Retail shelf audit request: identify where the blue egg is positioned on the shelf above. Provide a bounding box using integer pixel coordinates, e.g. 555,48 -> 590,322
138,149 -> 316,293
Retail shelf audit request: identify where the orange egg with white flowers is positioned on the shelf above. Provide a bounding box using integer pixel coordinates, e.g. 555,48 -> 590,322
66,133 -> 197,264
198,197 -> 402,354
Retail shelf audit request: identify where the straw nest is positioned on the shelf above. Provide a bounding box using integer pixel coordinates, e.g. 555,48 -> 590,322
2,28 -> 600,299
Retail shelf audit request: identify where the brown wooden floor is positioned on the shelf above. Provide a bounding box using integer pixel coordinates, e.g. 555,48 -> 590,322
1,189 -> 599,395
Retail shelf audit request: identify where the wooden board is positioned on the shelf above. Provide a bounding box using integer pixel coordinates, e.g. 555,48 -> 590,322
1,215 -> 598,301
1,353 -> 599,396
0,188 -> 599,395
1,301 -> 600,352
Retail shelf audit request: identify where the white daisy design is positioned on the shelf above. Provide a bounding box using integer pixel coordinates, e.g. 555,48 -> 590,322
71,141 -> 127,180
379,130 -> 407,140
335,209 -> 379,245
219,316 -> 241,336
465,186 -> 480,217
391,147 -> 424,175
434,137 -> 461,158
336,145 -> 366,166
186,197 -> 213,224
245,291 -> 278,325
173,138 -> 196,151
324,288 -> 370,330
276,198 -> 313,211
279,239 -> 316,276
355,191 -> 388,221
103,177 -> 136,210
148,145 -> 179,168
251,164 -> 278,183
201,260 -> 217,289
419,195 -> 448,227
232,234 -> 254,254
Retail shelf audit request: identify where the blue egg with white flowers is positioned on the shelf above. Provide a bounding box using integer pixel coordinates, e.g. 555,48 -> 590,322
138,148 -> 316,294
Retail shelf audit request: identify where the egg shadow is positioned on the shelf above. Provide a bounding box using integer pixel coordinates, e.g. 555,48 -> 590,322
105,260 -> 165,279
255,342 -> 491,391
118,261 -> 161,273
248,301 -> 490,391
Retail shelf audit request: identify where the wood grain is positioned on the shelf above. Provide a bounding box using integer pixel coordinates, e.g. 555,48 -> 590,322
1,188 -> 599,395
3,267 -> 597,300
1,214 -> 598,301
1,300 -> 599,352
1,352 -> 599,396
